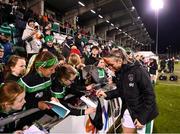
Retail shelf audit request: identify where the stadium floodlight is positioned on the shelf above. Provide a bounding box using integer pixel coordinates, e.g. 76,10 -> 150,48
106,20 -> 110,23
150,0 -> 164,55
111,23 -> 114,26
78,1 -> 85,7
90,10 -> 96,14
151,0 -> 164,11
98,15 -> 103,19
131,6 -> 135,11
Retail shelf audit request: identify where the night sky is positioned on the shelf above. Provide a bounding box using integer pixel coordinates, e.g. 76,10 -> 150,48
132,0 -> 180,55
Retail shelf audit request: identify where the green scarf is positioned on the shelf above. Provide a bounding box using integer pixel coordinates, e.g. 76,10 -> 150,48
98,68 -> 105,78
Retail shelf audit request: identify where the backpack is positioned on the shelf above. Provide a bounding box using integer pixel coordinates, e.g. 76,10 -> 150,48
159,74 -> 167,80
169,74 -> 178,81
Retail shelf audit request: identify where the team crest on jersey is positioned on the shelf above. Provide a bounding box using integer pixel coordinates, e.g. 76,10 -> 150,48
128,74 -> 134,81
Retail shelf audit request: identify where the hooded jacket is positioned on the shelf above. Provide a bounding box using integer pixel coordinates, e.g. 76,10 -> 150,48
22,24 -> 42,54
105,61 -> 158,125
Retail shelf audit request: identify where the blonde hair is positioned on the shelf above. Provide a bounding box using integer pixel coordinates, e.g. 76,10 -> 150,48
68,53 -> 81,67
71,45 -> 77,49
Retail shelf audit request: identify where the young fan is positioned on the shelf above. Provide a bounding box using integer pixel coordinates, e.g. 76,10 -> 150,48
0,81 -> 26,133
4,55 -> 26,82
51,64 -> 96,116
18,51 -> 58,110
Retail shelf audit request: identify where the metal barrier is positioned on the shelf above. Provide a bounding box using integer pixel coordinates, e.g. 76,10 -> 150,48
0,108 -> 40,126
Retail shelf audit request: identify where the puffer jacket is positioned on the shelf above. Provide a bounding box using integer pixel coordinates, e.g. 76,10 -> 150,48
22,24 -> 42,54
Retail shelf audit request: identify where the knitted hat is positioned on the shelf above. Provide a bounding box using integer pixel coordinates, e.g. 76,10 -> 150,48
45,35 -> 54,43
0,23 -> 12,36
70,48 -> 81,56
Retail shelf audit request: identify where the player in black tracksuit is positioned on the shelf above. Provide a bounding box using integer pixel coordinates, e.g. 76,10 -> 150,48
96,49 -> 158,133
106,61 -> 158,125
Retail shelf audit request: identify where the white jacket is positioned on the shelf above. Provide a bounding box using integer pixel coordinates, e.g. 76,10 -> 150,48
22,24 -> 42,54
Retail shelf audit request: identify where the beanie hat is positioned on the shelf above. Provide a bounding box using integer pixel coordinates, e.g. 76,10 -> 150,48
45,35 -> 54,43
0,23 -> 12,36
70,48 -> 81,56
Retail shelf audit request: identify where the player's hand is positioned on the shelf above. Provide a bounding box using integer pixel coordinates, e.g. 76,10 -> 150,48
134,119 -> 144,129
96,89 -> 107,98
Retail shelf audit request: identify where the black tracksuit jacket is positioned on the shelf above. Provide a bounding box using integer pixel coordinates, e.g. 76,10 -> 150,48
105,61 -> 159,125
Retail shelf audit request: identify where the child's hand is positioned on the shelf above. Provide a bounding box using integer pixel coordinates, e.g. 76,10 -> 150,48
51,97 -> 59,102
38,101 -> 51,110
